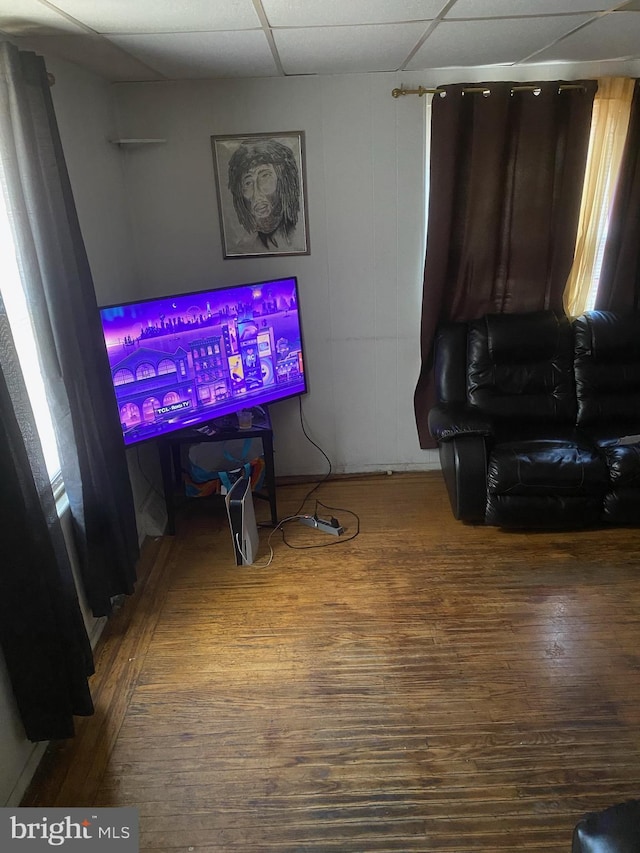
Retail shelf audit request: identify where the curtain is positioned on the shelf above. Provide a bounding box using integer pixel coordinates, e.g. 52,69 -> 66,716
414,80 -> 597,449
595,79 -> 640,312
0,41 -> 139,620
563,77 -> 635,317
0,42 -> 141,737
0,296 -> 94,742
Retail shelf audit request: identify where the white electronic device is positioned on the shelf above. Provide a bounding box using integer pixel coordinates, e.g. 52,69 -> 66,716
225,475 -> 259,565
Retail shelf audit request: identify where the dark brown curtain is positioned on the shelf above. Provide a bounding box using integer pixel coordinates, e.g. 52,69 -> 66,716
595,79 -> 640,311
414,80 -> 597,448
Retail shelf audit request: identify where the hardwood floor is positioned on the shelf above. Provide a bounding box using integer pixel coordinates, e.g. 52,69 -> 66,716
23,472 -> 640,851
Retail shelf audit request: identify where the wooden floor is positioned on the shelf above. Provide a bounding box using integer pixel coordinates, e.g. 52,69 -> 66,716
24,472 -> 640,851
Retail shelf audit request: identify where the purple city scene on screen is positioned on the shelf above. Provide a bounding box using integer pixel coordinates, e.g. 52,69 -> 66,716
99,276 -> 306,446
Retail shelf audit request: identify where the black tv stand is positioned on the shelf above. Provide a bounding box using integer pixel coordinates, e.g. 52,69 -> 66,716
157,406 -> 277,535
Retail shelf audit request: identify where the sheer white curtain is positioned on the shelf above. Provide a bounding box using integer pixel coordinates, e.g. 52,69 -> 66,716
563,77 -> 635,317
0,190 -> 61,483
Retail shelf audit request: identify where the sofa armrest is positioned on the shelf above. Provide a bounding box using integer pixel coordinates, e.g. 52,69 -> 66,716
438,435 -> 488,523
428,403 -> 494,443
572,800 -> 640,853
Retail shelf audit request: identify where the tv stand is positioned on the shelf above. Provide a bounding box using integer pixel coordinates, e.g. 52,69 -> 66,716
157,406 -> 278,535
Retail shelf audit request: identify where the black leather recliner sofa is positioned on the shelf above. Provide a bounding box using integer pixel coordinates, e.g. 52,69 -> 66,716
428,310 -> 640,528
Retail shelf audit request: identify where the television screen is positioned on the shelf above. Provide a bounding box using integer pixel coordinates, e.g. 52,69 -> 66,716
99,276 -> 306,447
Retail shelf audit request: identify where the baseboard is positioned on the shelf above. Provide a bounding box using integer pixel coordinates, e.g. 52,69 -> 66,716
137,487 -> 167,542
88,615 -> 108,649
5,742 -> 48,807
276,467 -> 442,486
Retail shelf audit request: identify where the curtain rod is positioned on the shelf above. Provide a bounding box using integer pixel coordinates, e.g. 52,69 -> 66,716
391,83 -> 586,98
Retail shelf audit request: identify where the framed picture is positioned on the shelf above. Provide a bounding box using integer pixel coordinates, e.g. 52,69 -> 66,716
211,130 -> 309,259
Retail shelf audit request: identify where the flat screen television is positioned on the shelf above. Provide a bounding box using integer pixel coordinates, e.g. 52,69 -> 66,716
99,276 -> 306,447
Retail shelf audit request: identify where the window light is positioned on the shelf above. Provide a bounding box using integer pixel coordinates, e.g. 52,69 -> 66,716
0,189 -> 62,483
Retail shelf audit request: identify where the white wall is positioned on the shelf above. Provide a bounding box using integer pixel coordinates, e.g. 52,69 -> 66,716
46,58 -> 137,305
111,73 -> 436,478
0,651 -> 47,806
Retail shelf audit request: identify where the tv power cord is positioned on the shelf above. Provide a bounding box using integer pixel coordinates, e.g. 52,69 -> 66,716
271,398 -> 361,550
240,398 -> 360,565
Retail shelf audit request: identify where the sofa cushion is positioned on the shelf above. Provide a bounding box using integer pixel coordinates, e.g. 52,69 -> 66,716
574,311 -> 640,425
487,438 -> 609,497
467,311 -> 576,423
486,436 -> 609,527
486,493 -> 603,528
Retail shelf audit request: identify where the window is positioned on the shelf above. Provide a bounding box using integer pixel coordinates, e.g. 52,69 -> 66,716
157,358 -> 177,375
142,397 -> 160,421
114,368 -> 135,385
563,77 -> 635,317
120,401 -> 141,426
136,362 -> 156,380
0,188 -> 62,485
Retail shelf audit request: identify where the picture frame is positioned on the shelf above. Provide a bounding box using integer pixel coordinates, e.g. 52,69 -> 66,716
211,130 -> 309,259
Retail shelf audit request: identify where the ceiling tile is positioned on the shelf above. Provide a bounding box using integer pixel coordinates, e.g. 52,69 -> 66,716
261,0 -> 445,27
0,0 -> 86,35
406,13 -> 593,68
48,0 -> 261,34
106,31 -> 279,79
2,0 -> 639,82
274,22 -> 430,74
445,0 -> 620,17
530,10 -> 640,61
9,32 -> 164,81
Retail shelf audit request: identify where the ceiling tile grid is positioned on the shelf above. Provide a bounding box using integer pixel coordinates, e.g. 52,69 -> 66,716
36,0 -> 263,34
259,0 -> 445,28
273,22 -> 433,75
444,0 -> 622,18
407,14 -> 596,69
108,30 -> 279,79
530,10 -> 640,62
0,0 -> 639,81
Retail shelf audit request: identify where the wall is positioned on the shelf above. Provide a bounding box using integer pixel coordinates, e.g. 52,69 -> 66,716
47,59 -> 137,306
111,73 -> 434,478
0,651 -> 46,806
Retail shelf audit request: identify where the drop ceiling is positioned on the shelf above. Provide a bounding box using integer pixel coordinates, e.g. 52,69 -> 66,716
1,0 -> 639,83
